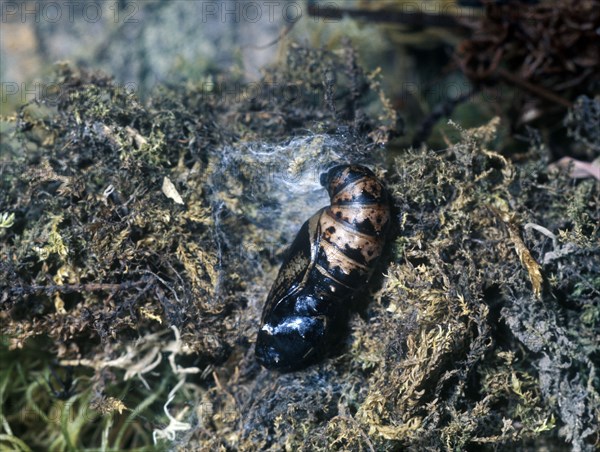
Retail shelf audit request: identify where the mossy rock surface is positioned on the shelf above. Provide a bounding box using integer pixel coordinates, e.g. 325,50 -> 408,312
1,45 -> 598,451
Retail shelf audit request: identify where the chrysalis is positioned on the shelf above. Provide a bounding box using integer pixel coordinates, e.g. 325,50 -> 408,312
256,165 -> 391,371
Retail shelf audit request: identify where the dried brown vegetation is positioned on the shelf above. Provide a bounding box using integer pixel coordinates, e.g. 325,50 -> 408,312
456,0 -> 600,123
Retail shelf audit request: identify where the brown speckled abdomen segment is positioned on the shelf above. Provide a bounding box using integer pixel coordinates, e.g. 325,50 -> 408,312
315,165 -> 390,289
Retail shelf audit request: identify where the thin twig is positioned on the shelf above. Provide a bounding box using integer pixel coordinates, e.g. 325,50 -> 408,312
307,2 -> 466,29
8,278 -> 150,295
495,67 -> 573,109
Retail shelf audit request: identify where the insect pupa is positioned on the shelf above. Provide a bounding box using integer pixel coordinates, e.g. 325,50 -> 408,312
255,164 -> 390,371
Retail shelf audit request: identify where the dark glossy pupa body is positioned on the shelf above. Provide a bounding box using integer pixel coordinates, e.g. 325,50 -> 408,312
255,164 -> 390,371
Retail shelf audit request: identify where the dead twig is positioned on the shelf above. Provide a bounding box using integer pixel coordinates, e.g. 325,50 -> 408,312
7,277 -> 152,296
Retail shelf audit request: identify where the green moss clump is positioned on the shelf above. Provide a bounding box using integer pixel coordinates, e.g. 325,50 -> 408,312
1,45 -> 598,451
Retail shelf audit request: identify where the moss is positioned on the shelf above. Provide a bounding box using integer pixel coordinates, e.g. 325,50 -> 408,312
1,44 -> 599,451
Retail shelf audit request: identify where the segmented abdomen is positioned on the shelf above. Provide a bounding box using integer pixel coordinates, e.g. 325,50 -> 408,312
315,165 -> 390,293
